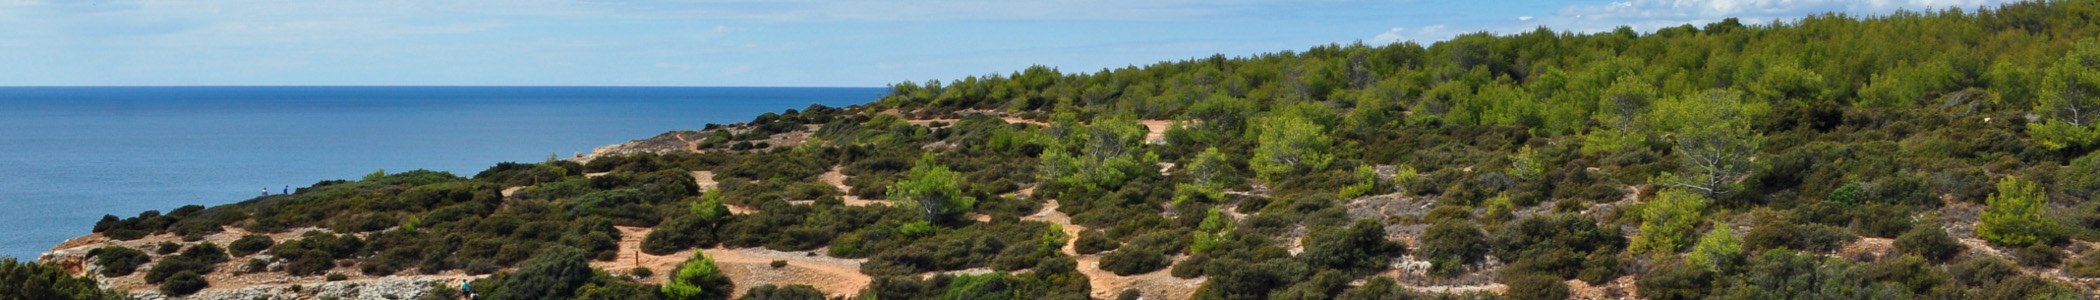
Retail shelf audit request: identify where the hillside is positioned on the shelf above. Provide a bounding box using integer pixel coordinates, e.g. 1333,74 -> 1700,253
30,1 -> 2100,299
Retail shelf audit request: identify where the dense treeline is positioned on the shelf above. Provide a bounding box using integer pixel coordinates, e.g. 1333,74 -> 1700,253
0,258 -> 126,300
65,1 -> 2100,298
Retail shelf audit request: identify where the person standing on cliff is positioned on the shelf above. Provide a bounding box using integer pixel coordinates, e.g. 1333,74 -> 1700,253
261,187 -> 268,197
283,185 -> 289,195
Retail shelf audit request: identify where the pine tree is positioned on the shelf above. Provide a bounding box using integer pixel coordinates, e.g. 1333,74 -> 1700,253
1978,177 -> 2056,247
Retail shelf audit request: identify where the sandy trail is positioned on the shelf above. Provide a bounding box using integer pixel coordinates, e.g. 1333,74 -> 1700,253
1023,200 -> 1203,299
819,166 -> 887,207
593,226 -> 872,298
1139,120 -> 1172,144
591,226 -> 696,285
673,131 -> 703,153
704,247 -> 871,299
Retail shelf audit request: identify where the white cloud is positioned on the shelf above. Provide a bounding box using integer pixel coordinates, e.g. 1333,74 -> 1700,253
1370,27 -> 1406,44
1518,16 -> 1534,21
1369,24 -> 1456,45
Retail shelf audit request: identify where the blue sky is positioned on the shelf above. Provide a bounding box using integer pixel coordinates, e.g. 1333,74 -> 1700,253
0,0 -> 2021,87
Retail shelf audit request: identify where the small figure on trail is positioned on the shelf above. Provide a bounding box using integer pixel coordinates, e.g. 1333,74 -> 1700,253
261,188 -> 269,197
283,185 -> 290,195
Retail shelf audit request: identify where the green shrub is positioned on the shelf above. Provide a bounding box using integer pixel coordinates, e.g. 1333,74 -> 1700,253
1300,219 -> 1406,274
1893,226 -> 1964,263
663,251 -> 732,300
1099,247 -> 1170,276
158,271 -> 209,296
1494,214 -> 1626,282
1074,230 -> 1119,255
144,255 -> 216,284
228,235 -> 274,256
631,267 -> 654,279
485,247 -> 592,300
2016,243 -> 2064,268
155,241 -> 181,255
1418,219 -> 1488,271
87,246 -> 149,277
1336,277 -> 1420,300
738,284 -> 825,300
2064,251 -> 2100,277
1503,271 -> 1571,300
1848,203 -> 1913,238
1637,260 -> 1713,300
1976,275 -> 2080,299
1951,256 -> 2019,286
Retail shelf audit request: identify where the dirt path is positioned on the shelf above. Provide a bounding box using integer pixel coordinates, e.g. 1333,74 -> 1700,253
1022,200 -> 1203,299
1139,120 -> 1172,144
673,131 -> 702,153
691,170 -> 719,192
1372,268 -> 1509,295
819,166 -> 887,207
591,226 -> 696,285
704,247 -> 871,299
592,226 -> 872,297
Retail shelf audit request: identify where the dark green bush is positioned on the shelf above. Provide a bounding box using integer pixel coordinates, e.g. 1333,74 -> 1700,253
2016,243 -> 2063,268
87,246 -> 149,277
2063,251 -> 2100,277
158,271 -> 208,296
1848,203 -> 1913,238
155,241 -> 180,255
1075,230 -> 1119,255
739,284 -> 826,300
1418,219 -> 1488,272
481,247 -> 592,300
1637,260 -> 1713,300
228,235 -> 274,256
1502,271 -> 1571,300
1893,226 -> 1963,263
1300,219 -> 1406,275
1951,256 -> 2018,287
1494,214 -> 1625,282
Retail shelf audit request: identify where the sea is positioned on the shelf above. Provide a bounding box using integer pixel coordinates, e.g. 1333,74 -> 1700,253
0,86 -> 887,259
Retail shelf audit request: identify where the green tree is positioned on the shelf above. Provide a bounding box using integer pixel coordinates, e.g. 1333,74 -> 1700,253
1189,207 -> 1234,254
663,251 -> 733,300
1039,115 -> 1157,196
1250,112 -> 1334,182
1633,189 -> 1708,254
1685,226 -> 1742,273
890,154 -> 976,224
0,258 -> 127,300
1648,89 -> 1762,198
1978,177 -> 2057,247
1175,147 -> 1236,204
2031,39 -> 2100,150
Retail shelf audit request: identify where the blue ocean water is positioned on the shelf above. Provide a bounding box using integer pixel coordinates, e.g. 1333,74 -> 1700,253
0,86 -> 885,259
